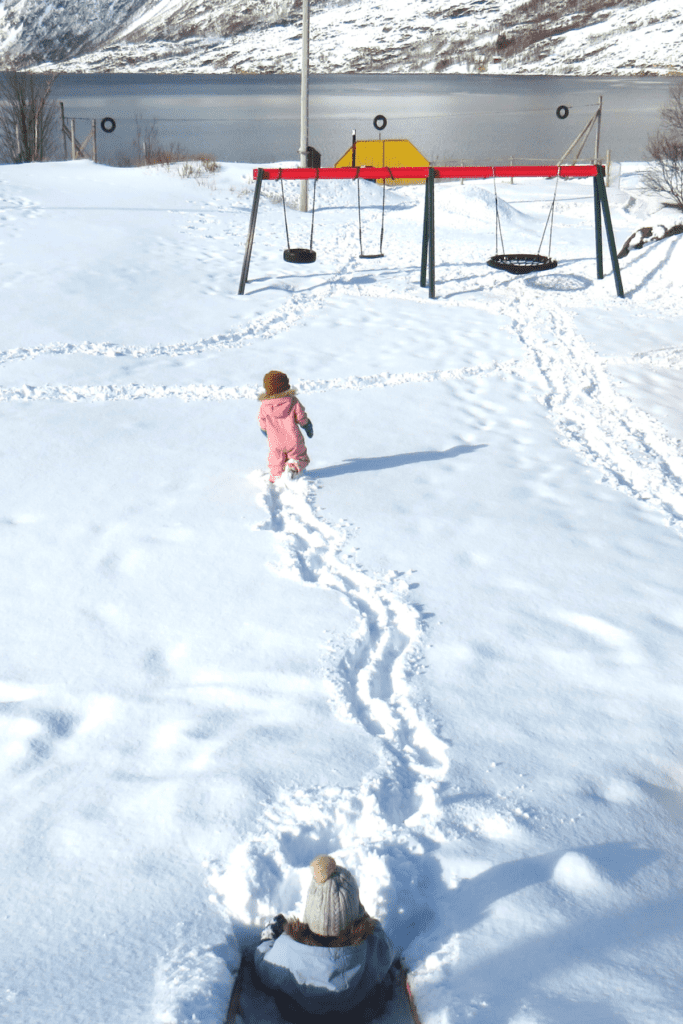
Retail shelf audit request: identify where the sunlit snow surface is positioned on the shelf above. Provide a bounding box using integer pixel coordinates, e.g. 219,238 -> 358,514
1,160 -> 683,1024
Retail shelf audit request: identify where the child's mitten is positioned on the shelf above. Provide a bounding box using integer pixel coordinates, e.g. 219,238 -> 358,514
261,429 -> 267,437
302,420 -> 313,438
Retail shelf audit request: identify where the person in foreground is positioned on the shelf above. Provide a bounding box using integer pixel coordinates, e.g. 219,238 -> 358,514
258,370 -> 313,483
254,855 -> 396,1022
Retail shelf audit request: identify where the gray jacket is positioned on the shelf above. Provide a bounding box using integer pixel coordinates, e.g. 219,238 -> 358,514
253,924 -> 395,1015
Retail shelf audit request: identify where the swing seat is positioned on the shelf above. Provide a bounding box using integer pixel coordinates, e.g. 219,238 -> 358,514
283,248 -> 317,264
487,253 -> 557,275
359,253 -> 385,259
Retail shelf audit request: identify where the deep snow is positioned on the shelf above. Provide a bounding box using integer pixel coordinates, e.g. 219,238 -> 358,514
1,157 -> 683,1024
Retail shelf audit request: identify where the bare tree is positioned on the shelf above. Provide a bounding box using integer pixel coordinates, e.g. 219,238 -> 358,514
642,82 -> 683,210
0,64 -> 60,163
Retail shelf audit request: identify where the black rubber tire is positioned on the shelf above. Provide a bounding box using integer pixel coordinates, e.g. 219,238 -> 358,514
373,115 -> 387,131
283,248 -> 317,264
556,105 -> 569,120
100,117 -> 116,133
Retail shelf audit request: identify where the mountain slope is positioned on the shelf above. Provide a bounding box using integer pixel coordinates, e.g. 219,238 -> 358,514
0,0 -> 681,75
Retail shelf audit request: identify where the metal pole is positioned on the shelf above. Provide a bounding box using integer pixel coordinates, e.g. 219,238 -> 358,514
595,164 -> 624,298
70,119 -> 76,160
428,167 -> 436,299
420,173 -> 430,288
238,169 -> 265,295
298,0 -> 309,213
594,95 -> 602,163
59,101 -> 67,160
351,129 -> 356,168
593,173 -> 603,280
92,119 -> 97,163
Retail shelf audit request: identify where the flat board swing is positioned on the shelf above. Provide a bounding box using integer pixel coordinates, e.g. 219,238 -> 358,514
487,164 -> 561,274
280,168 -> 318,263
356,165 -> 392,258
356,115 -> 392,259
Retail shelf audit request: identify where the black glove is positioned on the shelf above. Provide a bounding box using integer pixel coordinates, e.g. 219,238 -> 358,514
302,420 -> 313,438
260,914 -> 286,942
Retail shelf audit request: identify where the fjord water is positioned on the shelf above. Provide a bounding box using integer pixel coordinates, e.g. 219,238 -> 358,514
52,73 -> 681,167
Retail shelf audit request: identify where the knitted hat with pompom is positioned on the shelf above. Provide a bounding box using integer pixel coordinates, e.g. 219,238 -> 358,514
263,371 -> 290,397
304,855 -> 361,937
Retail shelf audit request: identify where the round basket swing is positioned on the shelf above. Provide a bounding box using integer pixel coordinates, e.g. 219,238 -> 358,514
486,165 -> 561,276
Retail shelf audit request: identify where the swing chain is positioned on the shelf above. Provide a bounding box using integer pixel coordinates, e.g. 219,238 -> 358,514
356,167 -> 364,256
280,167 -> 317,253
309,169 -> 318,251
279,171 -> 292,250
357,165 -> 387,258
537,163 -> 562,258
492,167 -> 505,255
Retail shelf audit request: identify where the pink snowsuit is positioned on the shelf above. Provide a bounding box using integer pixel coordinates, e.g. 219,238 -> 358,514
258,391 -> 311,482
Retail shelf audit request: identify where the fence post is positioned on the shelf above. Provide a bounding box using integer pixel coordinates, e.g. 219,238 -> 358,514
92,119 -> 97,163
15,122 -> 20,160
59,102 -> 67,160
70,120 -> 76,160
510,157 -> 514,184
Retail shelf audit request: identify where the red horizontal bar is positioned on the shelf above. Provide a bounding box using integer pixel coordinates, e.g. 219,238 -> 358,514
253,164 -> 600,181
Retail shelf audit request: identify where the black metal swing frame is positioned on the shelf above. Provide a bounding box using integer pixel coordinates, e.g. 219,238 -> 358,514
280,168 -> 319,264
239,164 -> 625,301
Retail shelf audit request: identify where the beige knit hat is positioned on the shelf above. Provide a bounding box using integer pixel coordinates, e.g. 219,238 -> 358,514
304,855 -> 361,937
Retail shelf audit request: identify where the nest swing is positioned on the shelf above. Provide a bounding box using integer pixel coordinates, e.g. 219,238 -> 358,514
487,166 -> 561,276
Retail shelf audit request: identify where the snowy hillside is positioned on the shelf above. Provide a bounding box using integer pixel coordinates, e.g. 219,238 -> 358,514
1,0 -> 681,76
1,154 -> 683,1024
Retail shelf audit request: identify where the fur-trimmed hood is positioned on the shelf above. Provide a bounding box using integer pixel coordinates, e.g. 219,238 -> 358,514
258,387 -> 298,402
284,912 -> 376,947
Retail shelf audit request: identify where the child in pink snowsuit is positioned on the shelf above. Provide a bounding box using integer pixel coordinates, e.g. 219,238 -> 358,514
258,370 -> 313,483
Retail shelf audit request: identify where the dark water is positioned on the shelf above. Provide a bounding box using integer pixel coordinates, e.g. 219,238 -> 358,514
51,73 -> 682,167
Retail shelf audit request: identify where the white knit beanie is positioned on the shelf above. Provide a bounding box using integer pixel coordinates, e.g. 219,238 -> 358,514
304,855 -> 361,937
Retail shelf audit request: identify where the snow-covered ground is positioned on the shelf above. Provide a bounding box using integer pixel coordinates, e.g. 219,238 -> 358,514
1,157 -> 683,1024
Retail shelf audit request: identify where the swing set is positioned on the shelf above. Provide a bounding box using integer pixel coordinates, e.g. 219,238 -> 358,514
238,163 -> 624,299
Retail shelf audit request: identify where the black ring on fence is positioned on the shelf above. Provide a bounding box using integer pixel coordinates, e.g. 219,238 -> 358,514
373,115 -> 387,131
555,106 -> 569,120
101,117 -> 116,133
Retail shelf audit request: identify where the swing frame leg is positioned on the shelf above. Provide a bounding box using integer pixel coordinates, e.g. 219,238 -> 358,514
238,168 -> 265,295
420,167 -> 436,298
593,164 -> 624,298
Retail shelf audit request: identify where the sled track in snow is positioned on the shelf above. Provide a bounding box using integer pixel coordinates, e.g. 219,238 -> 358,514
506,294 -> 683,535
206,472 -> 449,926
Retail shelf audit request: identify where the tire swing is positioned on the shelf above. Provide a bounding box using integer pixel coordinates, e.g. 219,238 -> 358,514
280,168 -> 318,264
356,165 -> 392,259
486,165 -> 561,275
